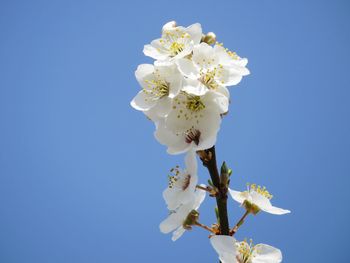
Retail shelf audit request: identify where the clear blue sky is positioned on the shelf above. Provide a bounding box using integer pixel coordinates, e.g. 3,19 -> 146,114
0,0 -> 349,262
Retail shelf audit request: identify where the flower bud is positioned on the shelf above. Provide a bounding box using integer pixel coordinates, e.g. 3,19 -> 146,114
202,32 -> 217,45
220,161 -> 229,187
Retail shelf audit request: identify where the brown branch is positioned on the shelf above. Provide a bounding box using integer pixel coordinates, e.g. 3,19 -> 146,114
199,146 -> 230,235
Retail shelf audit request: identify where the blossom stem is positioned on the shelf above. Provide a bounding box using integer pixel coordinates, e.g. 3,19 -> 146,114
196,185 -> 210,191
229,210 -> 250,236
196,185 -> 217,195
194,222 -> 216,234
200,146 -> 230,236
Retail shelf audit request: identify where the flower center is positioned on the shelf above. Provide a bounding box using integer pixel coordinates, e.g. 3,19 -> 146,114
199,69 -> 219,90
185,128 -> 201,145
186,95 -> 205,112
237,239 -> 255,263
217,42 -> 240,60
160,30 -> 190,57
169,42 -> 184,56
168,166 -> 192,191
247,183 -> 273,199
144,79 -> 170,99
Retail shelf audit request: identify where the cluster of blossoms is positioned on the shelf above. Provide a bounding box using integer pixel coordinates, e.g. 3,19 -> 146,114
131,21 -> 290,263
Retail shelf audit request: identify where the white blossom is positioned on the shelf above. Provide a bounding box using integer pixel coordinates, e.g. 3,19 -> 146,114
210,235 -> 282,263
229,184 -> 290,215
154,90 -> 228,154
159,188 -> 206,241
131,63 -> 183,120
163,150 -> 198,210
176,42 -> 249,97
143,22 -> 202,62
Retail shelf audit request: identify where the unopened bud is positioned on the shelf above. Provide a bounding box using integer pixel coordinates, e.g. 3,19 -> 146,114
220,161 -> 229,186
202,32 -> 217,45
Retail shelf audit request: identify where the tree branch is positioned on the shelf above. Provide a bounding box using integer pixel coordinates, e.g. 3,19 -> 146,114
200,146 -> 230,235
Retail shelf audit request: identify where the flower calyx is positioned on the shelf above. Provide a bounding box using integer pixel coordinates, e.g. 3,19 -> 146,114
182,209 -> 200,230
243,200 -> 260,215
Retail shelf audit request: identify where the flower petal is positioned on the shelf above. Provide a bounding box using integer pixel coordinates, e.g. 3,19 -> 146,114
159,211 -> 183,234
143,40 -> 169,60
130,91 -> 156,111
193,187 -> 206,209
135,64 -> 154,83
210,235 -> 237,263
261,205 -> 291,215
250,191 -> 290,215
252,244 -> 282,263
150,97 -> 172,117
228,189 -> 249,204
185,23 -> 202,44
176,58 -> 199,79
154,123 -> 190,155
185,150 -> 197,175
171,227 -> 186,241
182,79 -> 208,96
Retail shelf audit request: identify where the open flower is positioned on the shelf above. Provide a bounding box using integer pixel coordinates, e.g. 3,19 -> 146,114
154,90 -> 228,154
143,21 -> 202,61
229,184 -> 290,215
163,150 -> 198,210
131,63 -> 183,120
210,235 -> 282,263
176,42 -> 249,96
159,188 -> 206,241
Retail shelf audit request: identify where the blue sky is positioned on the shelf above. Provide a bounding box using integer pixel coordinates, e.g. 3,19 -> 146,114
0,0 -> 349,262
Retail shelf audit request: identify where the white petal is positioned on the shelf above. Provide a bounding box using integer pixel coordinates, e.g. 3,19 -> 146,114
171,227 -> 186,241
186,23 -> 202,44
162,21 -> 176,31
204,91 -> 229,114
230,64 -> 250,76
195,112 -> 222,150
163,188 -> 182,211
130,91 -> 156,111
182,79 -> 208,96
214,44 -> 249,68
239,58 -> 249,67
135,64 -> 154,82
172,44 -> 194,61
167,143 -> 191,155
219,68 -> 243,86
162,172 -> 197,211
263,206 -> 291,215
143,40 -> 169,60
154,124 -> 190,155
210,235 -> 237,263
193,187 -> 206,210
214,44 -> 232,64
252,244 -> 282,263
166,74 -> 183,99
228,189 -> 249,204
159,211 -> 183,234
176,58 -> 199,79
192,43 -> 219,70
150,97 -> 172,117
185,150 -> 197,176
250,191 -> 290,215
